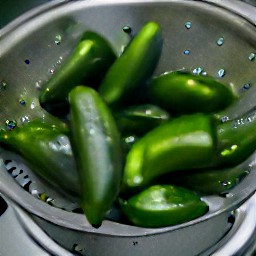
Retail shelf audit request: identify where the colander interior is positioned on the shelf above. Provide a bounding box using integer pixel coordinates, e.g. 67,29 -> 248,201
0,0 -> 256,236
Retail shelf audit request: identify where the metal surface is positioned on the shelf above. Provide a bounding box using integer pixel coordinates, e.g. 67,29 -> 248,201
0,0 -> 256,255
1,192 -> 255,256
0,193 -> 73,256
211,193 -> 256,256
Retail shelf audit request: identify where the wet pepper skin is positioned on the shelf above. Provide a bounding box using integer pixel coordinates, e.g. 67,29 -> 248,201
214,109 -> 256,167
123,110 -> 256,191
39,31 -> 116,115
120,185 -> 208,228
115,104 -> 170,136
165,165 -> 248,195
123,113 -> 215,190
0,121 -> 80,196
149,71 -> 236,115
99,22 -> 163,109
69,86 -> 123,227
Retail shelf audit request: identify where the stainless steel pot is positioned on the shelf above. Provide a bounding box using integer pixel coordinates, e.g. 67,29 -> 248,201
0,1 -> 256,255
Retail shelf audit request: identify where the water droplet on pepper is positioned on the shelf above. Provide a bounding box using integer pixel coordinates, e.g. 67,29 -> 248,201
5,120 -> 17,130
0,80 -> 8,90
19,99 -> 26,106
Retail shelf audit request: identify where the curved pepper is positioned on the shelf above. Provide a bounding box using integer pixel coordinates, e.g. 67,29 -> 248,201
163,166 -> 249,194
115,104 -> 170,136
0,120 -> 80,196
69,86 -> 123,227
119,185 -> 208,228
123,109 -> 256,191
123,113 -> 215,189
149,71 -> 236,114
213,109 -> 256,167
98,21 -> 163,108
39,31 -> 116,115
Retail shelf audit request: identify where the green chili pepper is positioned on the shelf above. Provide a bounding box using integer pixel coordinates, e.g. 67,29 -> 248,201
149,71 -> 236,114
69,86 -> 123,227
39,31 -> 116,115
119,184 -> 208,228
0,120 -> 80,196
213,109 -> 256,167
123,109 -> 256,191
98,21 -> 163,108
123,113 -> 215,190
116,104 -> 170,136
163,166 -> 249,195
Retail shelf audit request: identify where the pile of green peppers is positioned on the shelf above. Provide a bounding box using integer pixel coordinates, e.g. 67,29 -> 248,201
1,21 -> 255,228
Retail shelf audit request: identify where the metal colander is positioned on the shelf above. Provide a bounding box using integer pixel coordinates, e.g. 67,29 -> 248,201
0,0 -> 256,255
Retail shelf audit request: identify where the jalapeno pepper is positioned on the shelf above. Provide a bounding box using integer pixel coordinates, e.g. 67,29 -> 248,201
39,31 -> 116,115
98,22 -> 163,108
115,104 -> 170,136
123,109 -> 256,190
0,120 -> 80,196
149,71 -> 236,114
119,184 -> 208,228
69,86 -> 123,227
162,166 -> 249,194
123,113 -> 215,189
213,109 -> 256,167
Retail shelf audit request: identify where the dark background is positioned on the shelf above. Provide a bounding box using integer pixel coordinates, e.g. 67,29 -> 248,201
0,0 -> 52,29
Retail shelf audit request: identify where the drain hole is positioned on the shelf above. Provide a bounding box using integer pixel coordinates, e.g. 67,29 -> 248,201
2,157 -> 79,212
23,181 -> 32,192
219,192 -> 233,198
4,159 -> 12,165
228,212 -> 235,224
0,195 -> 8,216
72,208 -> 83,214
72,244 -> 86,256
7,166 -> 16,174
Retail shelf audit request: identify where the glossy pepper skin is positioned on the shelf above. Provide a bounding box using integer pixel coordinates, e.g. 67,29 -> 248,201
39,31 -> 116,115
115,104 -> 170,136
163,166 -> 248,195
69,86 -> 123,227
0,121 -> 80,196
123,113 -> 215,190
98,22 -> 163,108
149,71 -> 236,114
120,185 -> 208,228
213,109 -> 256,167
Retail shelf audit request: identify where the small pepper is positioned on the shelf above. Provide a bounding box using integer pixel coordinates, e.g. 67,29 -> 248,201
98,21 -> 163,108
115,104 -> 170,136
0,120 -> 80,196
162,166 -> 249,194
123,113 -> 215,190
213,109 -> 256,167
119,184 -> 208,228
149,71 -> 236,115
69,86 -> 123,227
123,110 -> 256,191
39,31 -> 116,115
